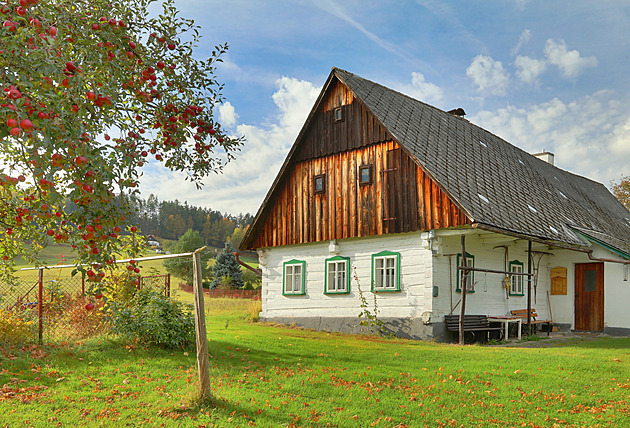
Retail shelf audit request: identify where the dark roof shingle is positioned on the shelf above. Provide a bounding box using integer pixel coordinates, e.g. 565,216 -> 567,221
335,68 -> 630,254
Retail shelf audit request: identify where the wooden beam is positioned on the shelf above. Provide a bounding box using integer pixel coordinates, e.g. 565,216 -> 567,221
193,247 -> 211,401
527,240 -> 532,336
459,235 -> 467,345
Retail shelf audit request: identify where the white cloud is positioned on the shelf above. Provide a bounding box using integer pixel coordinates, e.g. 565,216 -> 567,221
139,76 -> 321,214
470,89 -> 630,187
218,102 -> 238,128
511,29 -> 531,56
544,39 -> 598,79
466,55 -> 510,96
514,55 -> 547,85
514,0 -> 530,10
397,72 -> 443,104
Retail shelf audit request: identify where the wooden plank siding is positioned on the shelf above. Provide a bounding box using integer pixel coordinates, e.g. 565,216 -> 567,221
241,77 -> 471,250
293,81 -> 392,162
245,141 -> 470,249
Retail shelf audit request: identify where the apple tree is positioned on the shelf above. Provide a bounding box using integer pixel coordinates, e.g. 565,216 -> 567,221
0,0 -> 242,282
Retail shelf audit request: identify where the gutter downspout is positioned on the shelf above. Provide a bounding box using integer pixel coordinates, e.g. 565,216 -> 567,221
233,252 -> 262,276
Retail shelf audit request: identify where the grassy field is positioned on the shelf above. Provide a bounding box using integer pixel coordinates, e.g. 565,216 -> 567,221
1,295 -> 629,427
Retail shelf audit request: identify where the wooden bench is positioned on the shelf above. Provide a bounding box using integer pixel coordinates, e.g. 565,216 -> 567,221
444,314 -> 504,343
510,309 -> 552,335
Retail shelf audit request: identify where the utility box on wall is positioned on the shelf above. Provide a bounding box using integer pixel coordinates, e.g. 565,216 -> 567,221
550,266 -> 567,295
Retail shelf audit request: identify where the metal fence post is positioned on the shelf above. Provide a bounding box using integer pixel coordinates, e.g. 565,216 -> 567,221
38,268 -> 43,345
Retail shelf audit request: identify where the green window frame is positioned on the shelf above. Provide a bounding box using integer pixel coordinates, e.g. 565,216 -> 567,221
324,256 -> 350,294
509,260 -> 524,296
283,259 -> 306,296
456,252 -> 475,293
371,250 -> 401,292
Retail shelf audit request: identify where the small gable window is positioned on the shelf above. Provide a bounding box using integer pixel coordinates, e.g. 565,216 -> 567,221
314,174 -> 326,194
325,256 -> 350,294
283,260 -> 306,295
456,252 -> 475,293
334,107 -> 343,122
372,251 -> 401,292
359,165 -> 373,185
509,260 -> 524,296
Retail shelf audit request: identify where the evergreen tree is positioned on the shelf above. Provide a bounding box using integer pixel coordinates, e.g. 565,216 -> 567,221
210,241 -> 244,289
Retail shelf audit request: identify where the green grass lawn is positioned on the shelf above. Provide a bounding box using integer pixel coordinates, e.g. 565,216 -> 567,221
1,296 -> 629,427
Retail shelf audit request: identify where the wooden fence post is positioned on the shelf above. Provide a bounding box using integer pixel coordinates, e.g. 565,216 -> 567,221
192,247 -> 211,401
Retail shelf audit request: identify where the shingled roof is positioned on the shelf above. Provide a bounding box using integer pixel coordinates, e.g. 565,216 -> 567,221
333,68 -> 630,255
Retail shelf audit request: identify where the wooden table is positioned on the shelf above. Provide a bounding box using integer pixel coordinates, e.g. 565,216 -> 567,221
488,316 -> 522,340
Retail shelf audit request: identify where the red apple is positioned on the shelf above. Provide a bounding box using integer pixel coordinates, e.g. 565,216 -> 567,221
74,155 -> 87,165
19,119 -> 33,131
85,303 -> 95,311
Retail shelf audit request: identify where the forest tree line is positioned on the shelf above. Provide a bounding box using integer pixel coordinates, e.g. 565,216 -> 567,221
126,194 -> 254,247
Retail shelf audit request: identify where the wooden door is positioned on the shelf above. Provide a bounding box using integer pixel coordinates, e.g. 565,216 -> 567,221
574,263 -> 604,331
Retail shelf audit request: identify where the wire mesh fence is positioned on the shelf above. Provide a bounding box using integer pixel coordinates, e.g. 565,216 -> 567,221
0,269 -> 171,344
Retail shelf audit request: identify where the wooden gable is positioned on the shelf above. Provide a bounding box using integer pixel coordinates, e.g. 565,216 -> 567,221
241,77 -> 471,250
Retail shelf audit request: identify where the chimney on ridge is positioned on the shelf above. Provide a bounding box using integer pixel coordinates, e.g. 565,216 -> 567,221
533,150 -> 555,166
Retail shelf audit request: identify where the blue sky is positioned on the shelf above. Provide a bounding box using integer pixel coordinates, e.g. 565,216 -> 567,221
139,0 -> 630,215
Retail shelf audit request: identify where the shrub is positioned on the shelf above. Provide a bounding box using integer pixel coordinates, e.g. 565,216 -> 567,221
242,269 -> 262,290
101,270 -> 139,306
63,296 -> 108,339
108,289 -> 195,349
0,310 -> 35,345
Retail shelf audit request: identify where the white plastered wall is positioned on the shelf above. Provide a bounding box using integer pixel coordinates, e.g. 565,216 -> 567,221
431,231 -> 557,321
257,228 -> 630,333
431,231 -> 582,326
257,232 -> 434,320
432,230 -> 630,332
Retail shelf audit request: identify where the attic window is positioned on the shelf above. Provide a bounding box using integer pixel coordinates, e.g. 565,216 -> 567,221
359,165 -> 373,185
479,140 -> 487,148
478,194 -> 489,203
334,107 -> 343,122
314,174 -> 326,194
528,205 -> 537,213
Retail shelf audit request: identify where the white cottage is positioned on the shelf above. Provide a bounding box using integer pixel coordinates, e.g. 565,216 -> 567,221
240,68 -> 630,340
